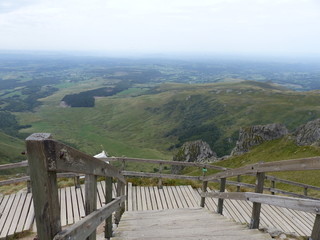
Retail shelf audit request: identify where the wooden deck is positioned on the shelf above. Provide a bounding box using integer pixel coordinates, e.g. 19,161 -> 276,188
113,208 -> 272,240
0,182 -> 316,239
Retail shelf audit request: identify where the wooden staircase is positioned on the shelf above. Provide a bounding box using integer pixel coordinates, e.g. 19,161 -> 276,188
112,208 -> 272,240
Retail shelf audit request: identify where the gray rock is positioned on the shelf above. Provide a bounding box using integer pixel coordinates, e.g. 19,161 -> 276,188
172,140 -> 217,174
231,123 -> 288,156
294,118 -> 320,146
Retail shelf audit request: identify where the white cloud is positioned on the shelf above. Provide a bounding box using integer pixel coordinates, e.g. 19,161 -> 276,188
0,0 -> 319,55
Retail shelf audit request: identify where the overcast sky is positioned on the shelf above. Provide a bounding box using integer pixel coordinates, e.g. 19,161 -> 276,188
0,0 -> 319,57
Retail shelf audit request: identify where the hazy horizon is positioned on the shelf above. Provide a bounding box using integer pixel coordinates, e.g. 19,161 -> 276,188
0,0 -> 319,57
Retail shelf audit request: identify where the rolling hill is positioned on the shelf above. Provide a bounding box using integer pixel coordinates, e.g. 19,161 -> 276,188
15,80 -> 320,163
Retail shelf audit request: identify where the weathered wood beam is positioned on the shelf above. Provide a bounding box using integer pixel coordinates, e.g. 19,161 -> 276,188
217,178 -> 226,215
105,177 -> 113,240
203,157 -> 320,181
266,175 -> 320,191
85,174 -> 97,240
53,196 -> 126,240
0,160 -> 28,170
250,172 -> 265,229
26,133 -> 61,240
48,141 -> 125,182
311,214 -> 320,240
202,191 -> 320,214
200,181 -> 208,207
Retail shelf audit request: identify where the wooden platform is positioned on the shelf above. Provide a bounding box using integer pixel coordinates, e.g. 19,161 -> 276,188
112,208 -> 272,240
0,183 -> 316,239
127,184 -> 316,237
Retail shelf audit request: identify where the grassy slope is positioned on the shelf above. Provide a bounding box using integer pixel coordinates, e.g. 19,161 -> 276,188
0,131 -> 25,165
184,137 -> 320,197
16,81 -> 320,162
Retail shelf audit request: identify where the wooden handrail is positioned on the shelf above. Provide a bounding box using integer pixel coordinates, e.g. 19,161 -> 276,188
26,133 -> 126,240
0,160 -> 28,170
203,157 -> 320,181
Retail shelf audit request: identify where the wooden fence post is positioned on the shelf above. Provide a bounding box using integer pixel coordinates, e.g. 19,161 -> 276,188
75,176 -> 81,188
311,214 -> 320,240
158,163 -> 163,189
200,181 -> 208,207
271,180 -> 275,195
237,175 -> 241,192
250,172 -> 265,229
85,174 -> 97,240
115,180 -> 125,225
104,177 -> 113,240
26,133 -> 61,240
200,167 -> 208,207
217,178 -> 226,214
304,187 -> 308,197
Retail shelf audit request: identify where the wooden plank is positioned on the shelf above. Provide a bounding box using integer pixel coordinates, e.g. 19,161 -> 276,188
203,156 -> 320,181
54,196 -> 125,240
162,186 -> 174,209
60,188 -> 67,226
71,186 -> 80,223
0,194 -> 15,234
23,197 -> 35,231
132,186 -> 137,211
158,187 -> 168,209
77,185 -> 85,218
8,192 -> 26,236
268,205 -> 298,233
0,195 -> 9,221
266,175 -> 320,192
280,207 -> 310,236
177,186 -> 193,208
0,160 -> 28,170
136,186 -> 143,211
16,193 -> 32,233
97,182 -> 104,209
144,186 -> 153,210
171,186 -> 187,208
127,182 -> 133,211
185,185 -> 200,207
1,193 -> 21,238
140,186 -> 148,211
148,186 -> 158,210
65,187 -> 74,225
153,186 -> 164,210
26,133 -> 61,239
204,188 -> 219,212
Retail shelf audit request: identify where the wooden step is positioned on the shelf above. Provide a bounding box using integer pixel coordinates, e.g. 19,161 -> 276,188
112,208 -> 272,240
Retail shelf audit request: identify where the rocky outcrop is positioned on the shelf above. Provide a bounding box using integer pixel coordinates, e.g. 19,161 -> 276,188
171,140 -> 217,174
231,123 -> 288,156
294,118 -> 320,146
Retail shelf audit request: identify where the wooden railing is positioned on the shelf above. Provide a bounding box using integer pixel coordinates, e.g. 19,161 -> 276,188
25,133 -> 126,240
199,157 -> 320,240
3,137 -> 320,239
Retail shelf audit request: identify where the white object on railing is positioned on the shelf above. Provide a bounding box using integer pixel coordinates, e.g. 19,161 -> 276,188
94,150 -> 109,163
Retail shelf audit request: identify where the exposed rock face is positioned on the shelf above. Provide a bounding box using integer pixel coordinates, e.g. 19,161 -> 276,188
171,140 -> 217,174
294,118 -> 320,146
231,123 -> 288,156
